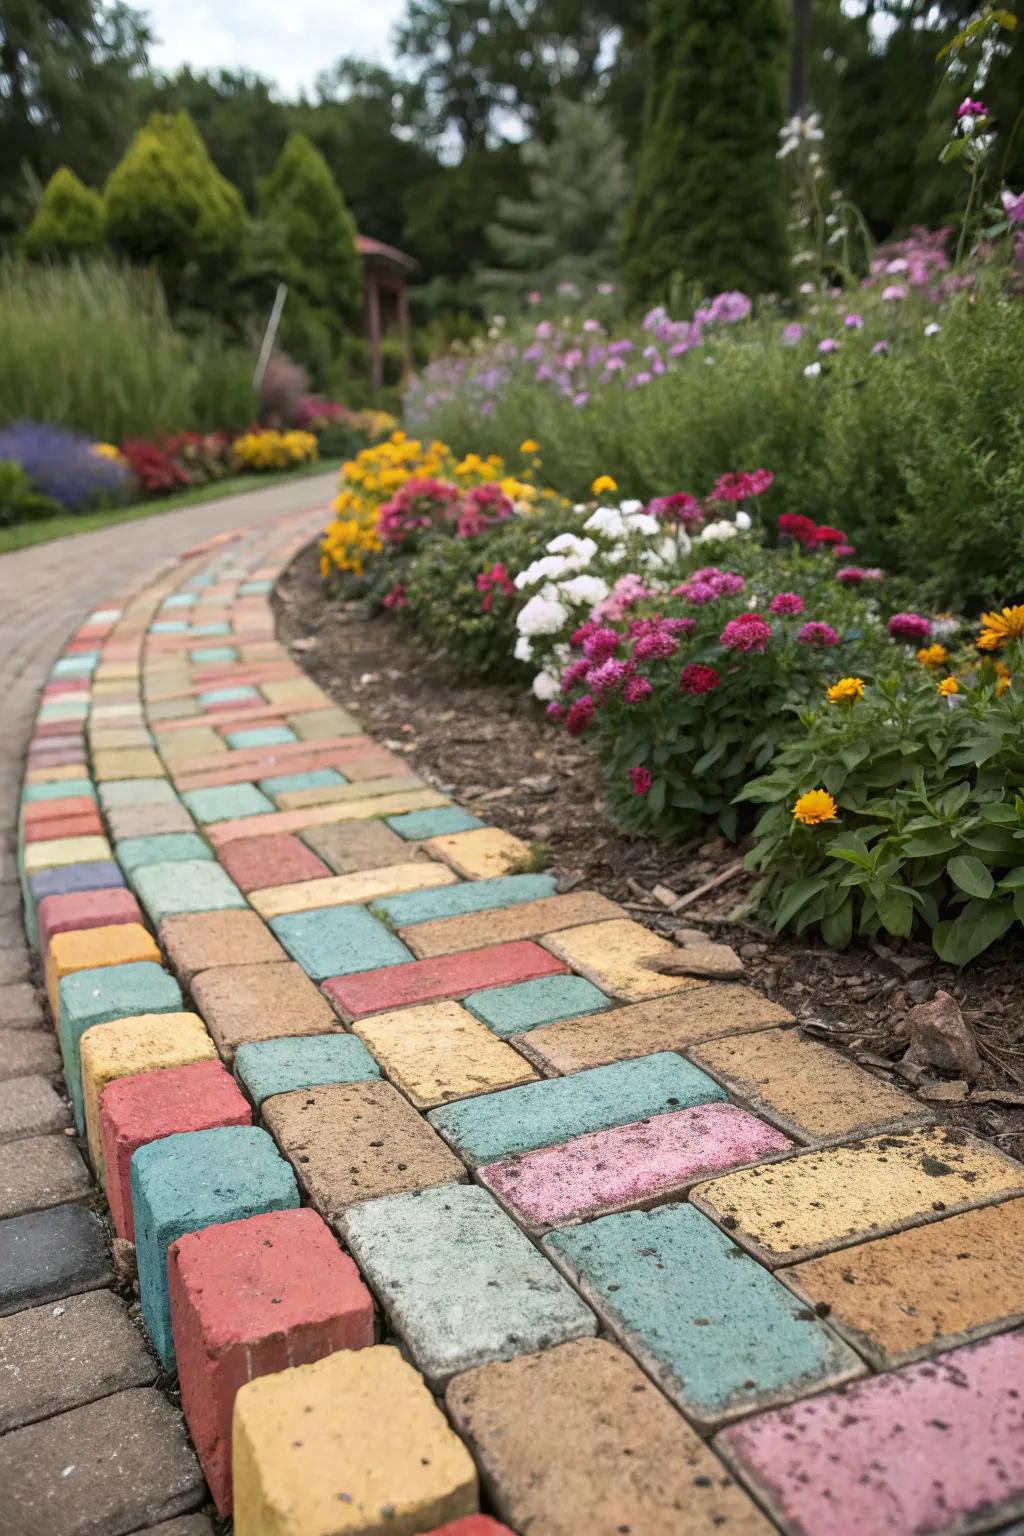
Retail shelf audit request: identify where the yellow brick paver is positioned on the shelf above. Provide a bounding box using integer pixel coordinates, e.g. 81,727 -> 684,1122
354,1001 -> 538,1109
249,861 -> 458,919
45,922 -> 161,1013
426,827 -> 533,880
541,919 -> 703,1002
691,1124 -> 1024,1267
231,1346 -> 478,1535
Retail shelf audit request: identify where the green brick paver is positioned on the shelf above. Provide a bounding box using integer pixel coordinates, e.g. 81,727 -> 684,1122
270,904 -> 414,980
464,973 -> 610,1037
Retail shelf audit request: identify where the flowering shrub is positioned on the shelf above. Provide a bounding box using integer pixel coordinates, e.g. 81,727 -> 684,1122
0,421 -> 131,512
120,437 -> 192,494
741,610 -> 1024,964
548,542 -> 910,839
233,429 -> 318,473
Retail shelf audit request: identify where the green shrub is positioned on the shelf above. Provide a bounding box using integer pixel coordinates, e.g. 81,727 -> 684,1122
260,133 -> 362,330
621,0 -> 790,302
22,169 -> 104,260
188,332 -> 258,434
104,112 -> 248,310
402,508 -> 572,679
409,282 -> 1024,612
0,461 -> 64,527
741,630 -> 1024,964
0,259 -> 195,441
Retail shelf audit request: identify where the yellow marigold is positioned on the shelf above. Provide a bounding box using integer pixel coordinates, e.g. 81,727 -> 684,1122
92,442 -> 126,465
826,677 -> 864,705
977,605 -> 1024,650
916,643 -> 948,669
520,439 -> 540,455
996,660 -> 1012,697
937,676 -> 959,696
591,474 -> 618,496
793,789 -> 838,825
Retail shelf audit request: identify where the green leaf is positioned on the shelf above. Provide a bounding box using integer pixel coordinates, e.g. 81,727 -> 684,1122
821,898 -> 853,950
997,867 -> 1024,891
772,875 -> 830,931
947,855 -> 995,899
877,889 -> 914,938
902,829 -> 958,857
933,899 -> 1016,966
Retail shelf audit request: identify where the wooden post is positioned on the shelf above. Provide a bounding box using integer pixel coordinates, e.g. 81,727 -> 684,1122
366,265 -> 383,396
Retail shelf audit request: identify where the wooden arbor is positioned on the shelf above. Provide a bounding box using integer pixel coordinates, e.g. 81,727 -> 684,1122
357,234 -> 417,393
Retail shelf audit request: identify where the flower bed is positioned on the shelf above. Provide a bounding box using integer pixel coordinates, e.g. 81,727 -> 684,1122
318,433 -> 1024,965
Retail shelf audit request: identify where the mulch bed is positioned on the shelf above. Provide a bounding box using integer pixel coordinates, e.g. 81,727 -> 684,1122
275,544 -> 1024,1159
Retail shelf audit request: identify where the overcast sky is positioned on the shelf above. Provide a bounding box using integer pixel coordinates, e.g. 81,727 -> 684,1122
142,1 -> 408,97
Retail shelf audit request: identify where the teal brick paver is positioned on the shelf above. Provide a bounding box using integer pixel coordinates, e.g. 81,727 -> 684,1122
239,580 -> 274,594
258,769 -> 347,797
464,974 -> 610,1037
196,687 -> 260,707
372,873 -> 556,928
386,807 -> 484,840
99,780 -> 179,810
133,860 -> 247,924
181,785 -> 274,824
57,962 -> 183,1131
132,1125 -> 300,1368
545,1204 -> 861,1430
270,904 -> 413,981
118,834 -> 212,874
235,1034 -> 380,1108
225,726 -> 296,749
428,1052 -> 727,1167
188,623 -> 231,637
23,780 -> 96,804
340,1184 -> 595,1389
52,655 -> 98,677
151,621 -> 189,634
191,647 -> 238,663
162,594 -> 197,608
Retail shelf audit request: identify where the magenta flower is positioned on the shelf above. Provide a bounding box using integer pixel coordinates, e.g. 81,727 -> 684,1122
872,339 -> 891,354
560,658 -> 591,693
843,313 -> 864,330
587,658 -> 629,695
796,621 -> 840,647
781,323 -> 804,347
565,695 -> 596,736
707,469 -> 774,504
881,286 -> 907,302
720,614 -> 772,653
629,765 -> 653,795
623,674 -> 653,705
770,592 -> 805,616
958,98 -> 988,119
835,567 -> 866,584
648,491 -> 702,528
583,627 -> 622,662
818,338 -> 839,354
888,612 -> 932,643
679,663 -> 722,695
546,701 -> 565,721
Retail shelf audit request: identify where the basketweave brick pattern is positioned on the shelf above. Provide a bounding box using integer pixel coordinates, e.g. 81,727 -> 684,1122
7,498 -> 1024,1536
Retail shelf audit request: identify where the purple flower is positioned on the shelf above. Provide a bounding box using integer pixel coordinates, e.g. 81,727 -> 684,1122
796,621 -> 840,647
572,391 -> 590,408
817,338 -> 839,355
882,285 -> 907,302
781,323 -> 804,346
958,97 -> 988,119
871,339 -> 891,354
843,313 -> 864,330
888,612 -> 932,643
0,420 -> 131,512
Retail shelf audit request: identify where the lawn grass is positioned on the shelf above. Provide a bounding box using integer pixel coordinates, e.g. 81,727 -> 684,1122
0,458 -> 334,557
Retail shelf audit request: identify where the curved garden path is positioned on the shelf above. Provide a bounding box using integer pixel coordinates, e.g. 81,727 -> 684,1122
2,475 -> 1024,1536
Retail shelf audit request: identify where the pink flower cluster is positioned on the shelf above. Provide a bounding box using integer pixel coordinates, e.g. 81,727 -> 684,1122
888,612 -> 932,642
707,469 -> 774,504
592,574 -> 655,622
376,478 -> 460,545
647,491 -> 703,529
679,663 -> 721,695
770,592 -> 805,616
476,561 -> 515,613
382,583 -> 407,610
720,613 -> 772,653
457,482 -> 514,539
796,621 -> 840,647
674,567 -> 746,605
777,513 -> 850,551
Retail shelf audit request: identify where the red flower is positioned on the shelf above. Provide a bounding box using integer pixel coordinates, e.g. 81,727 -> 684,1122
708,469 -> 774,503
648,491 -> 703,528
383,584 -> 407,610
565,695 -> 596,736
720,614 -> 771,653
629,765 -> 653,795
777,513 -> 819,547
679,663 -> 721,694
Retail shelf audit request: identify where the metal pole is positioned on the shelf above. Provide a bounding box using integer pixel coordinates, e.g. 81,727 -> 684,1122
253,283 -> 288,389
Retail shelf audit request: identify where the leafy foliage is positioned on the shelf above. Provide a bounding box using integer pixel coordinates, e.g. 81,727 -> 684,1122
22,168 -> 104,258
621,0 -> 791,301
0,461 -> 65,527
104,111 -> 248,311
742,646 -> 1024,964
481,97 -> 630,300
259,132 -> 362,327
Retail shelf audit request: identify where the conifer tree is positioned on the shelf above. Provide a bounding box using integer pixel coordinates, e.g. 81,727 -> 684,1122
481,97 -> 630,299
22,168 -> 104,258
259,132 -> 362,322
104,111 -> 247,308
621,0 -> 791,303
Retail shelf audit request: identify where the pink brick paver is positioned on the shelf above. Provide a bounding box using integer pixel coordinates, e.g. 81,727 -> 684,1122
479,1103 -> 793,1233
324,940 -> 569,1019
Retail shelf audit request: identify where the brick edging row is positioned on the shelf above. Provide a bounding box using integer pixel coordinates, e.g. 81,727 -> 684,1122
11,506 -> 1024,1536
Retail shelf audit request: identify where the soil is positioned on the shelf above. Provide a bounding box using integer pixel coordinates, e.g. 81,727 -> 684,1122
275,544 -> 1024,1161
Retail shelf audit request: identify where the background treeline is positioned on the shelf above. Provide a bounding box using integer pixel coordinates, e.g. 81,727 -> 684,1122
6,1 -> 1024,310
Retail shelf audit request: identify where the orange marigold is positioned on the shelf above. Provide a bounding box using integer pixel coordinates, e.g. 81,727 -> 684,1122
977,606 -> 1024,651
793,789 -> 838,825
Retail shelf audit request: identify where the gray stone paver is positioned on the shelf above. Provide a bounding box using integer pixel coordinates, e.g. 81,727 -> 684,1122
0,1203 -> 112,1316
0,1132 -> 90,1219
0,1289 -> 157,1431
0,1027 -> 62,1080
0,1072 -> 71,1141
0,1386 -> 204,1536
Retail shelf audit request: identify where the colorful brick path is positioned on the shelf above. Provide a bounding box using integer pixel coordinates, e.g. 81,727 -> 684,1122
3,501 -> 1024,1536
